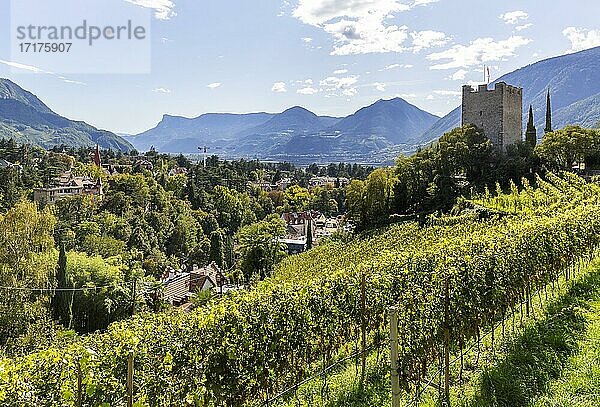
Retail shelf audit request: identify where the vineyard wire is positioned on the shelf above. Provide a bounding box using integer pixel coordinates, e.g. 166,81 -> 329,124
0,284 -> 116,292
259,253 -> 592,407
403,254 -> 593,407
261,339 -> 389,406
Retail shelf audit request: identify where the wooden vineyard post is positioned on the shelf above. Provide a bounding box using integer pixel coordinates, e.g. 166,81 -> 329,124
76,359 -> 82,407
361,270 -> 367,386
127,351 -> 134,407
390,306 -> 400,407
443,277 -> 450,406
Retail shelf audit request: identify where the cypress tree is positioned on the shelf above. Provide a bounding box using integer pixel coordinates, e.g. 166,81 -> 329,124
306,219 -> 313,251
52,242 -> 73,328
209,230 -> 225,267
525,105 -> 537,147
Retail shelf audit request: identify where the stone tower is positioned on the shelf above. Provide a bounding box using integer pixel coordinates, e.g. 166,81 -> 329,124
544,89 -> 552,134
461,82 -> 523,151
525,105 -> 537,147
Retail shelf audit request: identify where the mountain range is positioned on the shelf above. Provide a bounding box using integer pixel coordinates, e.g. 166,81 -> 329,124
0,79 -> 133,152
129,97 -> 439,162
1,46 -> 599,162
421,46 -> 600,143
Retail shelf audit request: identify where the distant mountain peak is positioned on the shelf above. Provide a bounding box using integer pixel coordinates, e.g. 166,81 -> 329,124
280,106 -> 317,116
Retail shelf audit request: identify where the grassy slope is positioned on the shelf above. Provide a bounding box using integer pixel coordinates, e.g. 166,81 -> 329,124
464,262 -> 600,407
531,293 -> 600,406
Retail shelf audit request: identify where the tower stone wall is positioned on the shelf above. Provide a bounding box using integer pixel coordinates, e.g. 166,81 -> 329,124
461,82 -> 523,151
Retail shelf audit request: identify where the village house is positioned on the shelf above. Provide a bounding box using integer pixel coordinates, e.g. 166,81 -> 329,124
248,177 -> 293,192
33,172 -> 103,204
162,262 -> 227,306
0,158 -> 21,170
279,211 -> 346,253
308,176 -> 350,189
168,167 -> 188,177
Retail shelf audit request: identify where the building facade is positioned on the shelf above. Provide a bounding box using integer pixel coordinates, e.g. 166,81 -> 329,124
33,172 -> 103,204
462,82 -> 523,151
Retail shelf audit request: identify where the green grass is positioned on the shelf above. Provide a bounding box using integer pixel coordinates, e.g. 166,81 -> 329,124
530,299 -> 600,406
277,344 -> 392,407
462,272 -> 598,406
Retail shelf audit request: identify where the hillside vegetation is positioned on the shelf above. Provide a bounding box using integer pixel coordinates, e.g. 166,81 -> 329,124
1,172 -> 599,406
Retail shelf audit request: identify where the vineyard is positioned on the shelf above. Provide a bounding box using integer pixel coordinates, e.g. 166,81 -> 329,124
2,173 -> 600,406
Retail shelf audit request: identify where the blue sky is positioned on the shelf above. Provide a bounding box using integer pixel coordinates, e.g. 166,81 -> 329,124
0,0 -> 599,134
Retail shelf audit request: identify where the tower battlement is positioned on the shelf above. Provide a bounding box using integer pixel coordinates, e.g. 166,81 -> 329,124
461,81 -> 523,151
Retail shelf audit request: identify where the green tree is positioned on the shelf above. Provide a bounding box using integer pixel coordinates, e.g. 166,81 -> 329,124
209,230 -> 225,268
67,252 -> 130,333
0,202 -> 57,348
364,168 -> 396,226
536,125 -> 598,170
236,215 -> 287,282
212,186 -> 244,234
52,242 -> 73,328
346,179 -> 366,227
284,185 -> 310,212
306,219 -> 313,250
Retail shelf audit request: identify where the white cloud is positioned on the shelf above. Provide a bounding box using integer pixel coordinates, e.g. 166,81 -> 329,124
426,94 -> 435,100
379,63 -> 413,71
124,0 -> 176,20
293,0 -> 414,55
320,75 -> 359,88
500,10 -> 528,25
271,82 -> 287,92
382,63 -> 401,70
411,30 -> 450,52
516,23 -> 532,32
0,59 -> 50,73
374,82 -> 386,91
0,60 -> 87,85
413,0 -> 439,6
433,90 -> 461,96
333,69 -> 349,74
58,77 -> 87,86
297,87 -> 319,95
449,69 -> 468,80
342,88 -> 358,96
207,82 -> 222,89
563,27 -> 600,52
319,75 -> 360,96
427,36 -> 531,70
153,87 -> 172,94
301,37 -> 313,43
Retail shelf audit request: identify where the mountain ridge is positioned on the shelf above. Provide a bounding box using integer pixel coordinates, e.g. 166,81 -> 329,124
129,97 -> 439,160
0,78 -> 133,152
